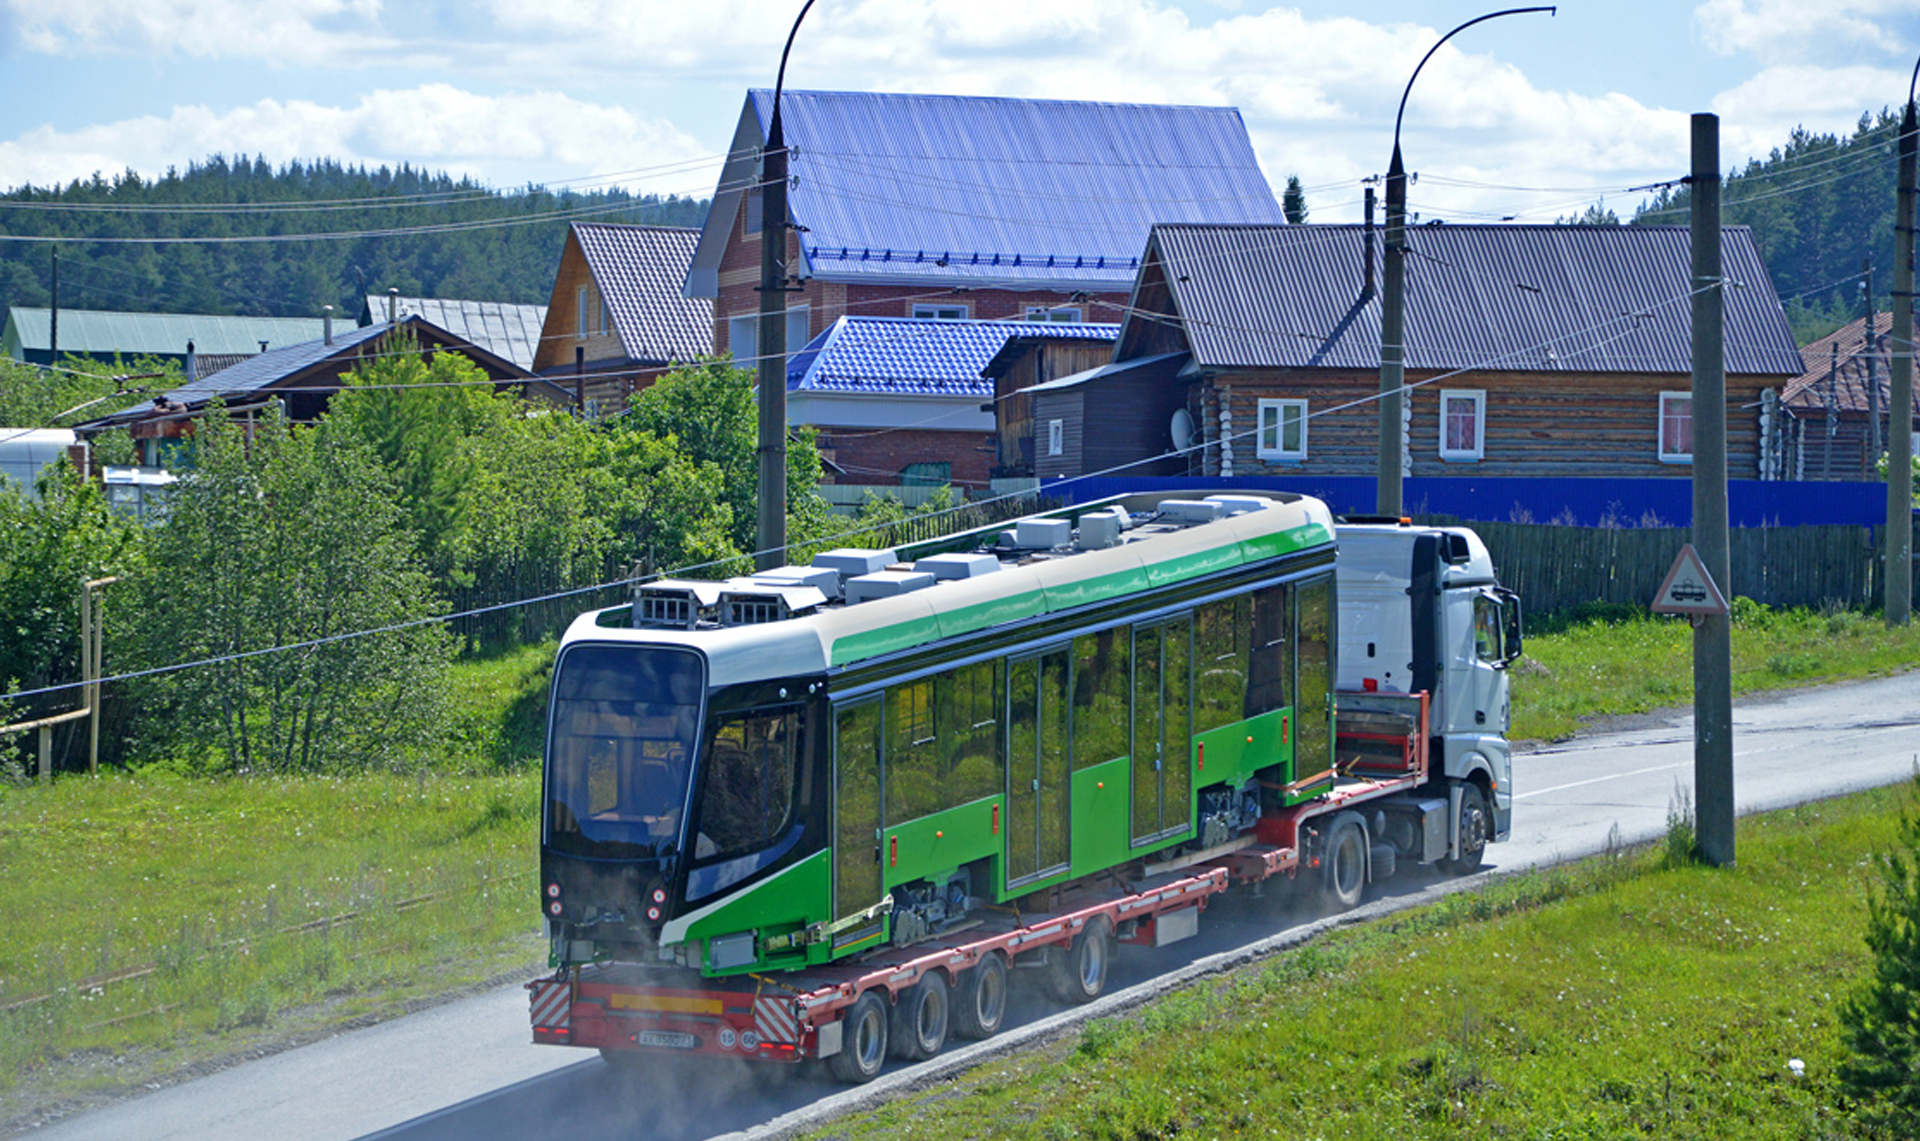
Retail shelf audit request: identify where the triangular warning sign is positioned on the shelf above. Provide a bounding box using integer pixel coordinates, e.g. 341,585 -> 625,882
1651,543 -> 1729,616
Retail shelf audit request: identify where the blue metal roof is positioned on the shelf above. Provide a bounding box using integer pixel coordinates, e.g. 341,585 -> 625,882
787,316 -> 1118,397
1140,223 -> 1805,376
689,90 -> 1285,295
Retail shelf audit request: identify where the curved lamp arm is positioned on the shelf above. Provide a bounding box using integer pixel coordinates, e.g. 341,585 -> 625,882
1393,7 -> 1556,151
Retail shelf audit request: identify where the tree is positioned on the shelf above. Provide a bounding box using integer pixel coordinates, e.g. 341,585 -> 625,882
1556,202 -> 1620,226
1839,772 -> 1920,1135
1282,175 -> 1309,225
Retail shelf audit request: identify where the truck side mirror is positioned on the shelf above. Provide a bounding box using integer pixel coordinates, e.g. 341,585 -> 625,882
1498,589 -> 1523,667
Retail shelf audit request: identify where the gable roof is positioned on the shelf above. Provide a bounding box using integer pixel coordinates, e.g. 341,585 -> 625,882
4,307 -> 327,359
360,296 -> 548,370
786,316 -> 1118,398
571,223 -> 712,363
688,90 -> 1286,297
1127,223 -> 1805,376
1780,312 -> 1920,417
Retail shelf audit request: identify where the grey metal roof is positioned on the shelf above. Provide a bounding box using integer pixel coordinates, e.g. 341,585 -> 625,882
1022,353 -> 1187,394
687,90 -> 1285,296
571,223 -> 713,363
5,307 -> 328,357
362,296 -> 547,370
1141,223 -> 1806,376
163,320 -> 395,405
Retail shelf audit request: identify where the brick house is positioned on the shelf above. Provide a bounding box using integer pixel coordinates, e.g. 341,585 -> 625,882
684,89 -> 1285,365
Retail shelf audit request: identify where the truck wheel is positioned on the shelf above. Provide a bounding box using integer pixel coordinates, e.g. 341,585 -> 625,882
826,991 -> 889,1084
1323,814 -> 1367,911
1440,783 -> 1490,876
952,952 -> 1008,1040
1051,915 -> 1113,1004
888,972 -> 950,1061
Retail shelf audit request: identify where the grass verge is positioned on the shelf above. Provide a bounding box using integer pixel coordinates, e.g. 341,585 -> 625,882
811,786 -> 1903,1141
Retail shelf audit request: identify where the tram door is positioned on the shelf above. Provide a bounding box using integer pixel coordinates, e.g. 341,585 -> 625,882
1131,616 -> 1193,845
1007,648 -> 1071,886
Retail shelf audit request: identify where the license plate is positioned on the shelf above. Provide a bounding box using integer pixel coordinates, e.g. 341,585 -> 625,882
636,1030 -> 698,1049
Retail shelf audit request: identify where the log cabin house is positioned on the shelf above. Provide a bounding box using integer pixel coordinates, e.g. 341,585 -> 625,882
1779,312 -> 1920,480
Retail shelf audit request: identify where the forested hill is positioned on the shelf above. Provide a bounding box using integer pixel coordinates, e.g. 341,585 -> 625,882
0,155 -> 708,319
1632,109 -> 1905,344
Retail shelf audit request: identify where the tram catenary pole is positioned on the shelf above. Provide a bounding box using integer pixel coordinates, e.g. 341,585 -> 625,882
1886,57 -> 1918,627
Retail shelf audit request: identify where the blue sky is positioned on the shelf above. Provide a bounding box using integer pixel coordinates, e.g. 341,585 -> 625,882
1,0 -> 1916,223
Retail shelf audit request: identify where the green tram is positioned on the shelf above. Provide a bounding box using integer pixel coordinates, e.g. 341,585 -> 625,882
539,492 -> 1342,980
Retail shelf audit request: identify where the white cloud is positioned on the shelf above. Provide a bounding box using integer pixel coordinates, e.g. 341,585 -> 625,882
6,0 -> 403,64
1712,64 -> 1910,159
0,85 -> 710,194
1693,0 -> 1920,66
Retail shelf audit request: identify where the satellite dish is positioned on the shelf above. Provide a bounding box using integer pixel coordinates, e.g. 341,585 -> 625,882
1170,408 -> 1194,452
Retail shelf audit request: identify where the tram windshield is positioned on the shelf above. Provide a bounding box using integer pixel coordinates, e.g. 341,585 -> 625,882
544,645 -> 704,860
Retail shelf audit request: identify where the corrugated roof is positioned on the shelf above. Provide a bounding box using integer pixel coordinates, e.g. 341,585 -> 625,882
6,307 -> 329,357
1143,223 -> 1806,376
164,321 -> 395,405
1780,312 -> 1920,416
363,296 -> 548,370
571,224 -> 713,363
688,90 -> 1285,295
787,317 -> 1118,397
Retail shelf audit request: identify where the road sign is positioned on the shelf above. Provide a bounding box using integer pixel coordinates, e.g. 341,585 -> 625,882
1651,543 -> 1729,616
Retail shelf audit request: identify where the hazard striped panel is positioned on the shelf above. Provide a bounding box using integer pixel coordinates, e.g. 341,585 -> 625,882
529,980 -> 572,1030
752,995 -> 797,1044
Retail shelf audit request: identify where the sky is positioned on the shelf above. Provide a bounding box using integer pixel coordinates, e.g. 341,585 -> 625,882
0,0 -> 1917,226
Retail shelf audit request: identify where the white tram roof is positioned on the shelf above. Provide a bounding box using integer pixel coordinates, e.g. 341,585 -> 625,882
559,492 -> 1337,688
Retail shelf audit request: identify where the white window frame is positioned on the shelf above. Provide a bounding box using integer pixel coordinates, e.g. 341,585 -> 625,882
599,296 -> 612,336
1024,306 -> 1083,324
1046,419 -> 1064,457
728,305 -> 812,363
912,303 -> 969,320
1658,391 -> 1693,464
576,286 -> 590,338
1438,389 -> 1486,462
1255,398 -> 1308,462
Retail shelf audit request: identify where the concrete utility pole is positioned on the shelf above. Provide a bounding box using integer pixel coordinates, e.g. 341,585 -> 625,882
1888,67 -> 1917,626
49,248 -> 58,361
1376,6 -> 1554,517
1690,112 -> 1735,867
755,0 -> 817,572
1866,256 -> 1882,467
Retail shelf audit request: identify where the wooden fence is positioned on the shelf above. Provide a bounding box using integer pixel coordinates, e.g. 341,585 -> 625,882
1436,518 -> 1920,619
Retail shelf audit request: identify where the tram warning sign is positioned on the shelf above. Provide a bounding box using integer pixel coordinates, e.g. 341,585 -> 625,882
1651,543 -> 1728,616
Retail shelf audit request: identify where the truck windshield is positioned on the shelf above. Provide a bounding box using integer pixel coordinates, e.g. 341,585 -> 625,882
544,645 -> 704,860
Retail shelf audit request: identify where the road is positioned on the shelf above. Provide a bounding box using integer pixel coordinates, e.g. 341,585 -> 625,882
20,671 -> 1920,1141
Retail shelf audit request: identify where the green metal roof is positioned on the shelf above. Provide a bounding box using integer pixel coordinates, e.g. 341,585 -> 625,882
5,308 -> 329,358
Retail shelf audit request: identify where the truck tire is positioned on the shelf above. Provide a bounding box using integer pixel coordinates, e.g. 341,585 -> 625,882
827,991 -> 889,1084
1439,783 -> 1490,875
1323,814 -> 1367,911
888,972 -> 950,1061
952,952 -> 1008,1040
1050,915 -> 1113,1004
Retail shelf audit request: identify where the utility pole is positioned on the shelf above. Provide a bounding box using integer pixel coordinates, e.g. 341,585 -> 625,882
1866,256 -> 1882,468
1888,88 -> 1916,626
1690,112 -> 1735,868
50,248 -> 59,362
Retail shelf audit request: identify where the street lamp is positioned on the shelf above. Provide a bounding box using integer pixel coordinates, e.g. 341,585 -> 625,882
1886,56 -> 1918,626
1376,6 -> 1555,517
755,0 -> 817,571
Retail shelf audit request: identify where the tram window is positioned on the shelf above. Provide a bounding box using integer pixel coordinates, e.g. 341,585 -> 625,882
1193,598 -> 1249,734
941,660 -> 1003,805
1295,577 -> 1334,785
834,701 -> 883,920
695,708 -> 799,860
886,679 -> 940,823
1247,584 -> 1293,716
1070,629 -> 1130,770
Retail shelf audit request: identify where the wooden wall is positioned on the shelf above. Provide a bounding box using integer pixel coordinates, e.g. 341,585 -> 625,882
993,339 -> 1122,476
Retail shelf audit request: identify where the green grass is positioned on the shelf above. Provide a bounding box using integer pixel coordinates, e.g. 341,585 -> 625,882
441,640 -> 554,770
1511,602 -> 1920,742
813,787 -> 1905,1141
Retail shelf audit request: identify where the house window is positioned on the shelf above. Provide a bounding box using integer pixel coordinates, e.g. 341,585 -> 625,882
1047,419 -> 1064,457
1659,392 -> 1692,463
1256,399 -> 1307,461
912,303 -> 969,320
728,306 -> 812,364
1025,306 -> 1083,324
1439,389 -> 1486,461
599,297 -> 612,336
900,461 -> 951,487
576,287 -> 590,338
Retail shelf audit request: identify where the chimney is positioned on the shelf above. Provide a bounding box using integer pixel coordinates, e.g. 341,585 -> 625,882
259,340 -> 269,353
387,287 -> 399,325
186,339 -> 196,383
323,304 -> 334,346
575,347 -> 587,414
1362,186 -> 1377,300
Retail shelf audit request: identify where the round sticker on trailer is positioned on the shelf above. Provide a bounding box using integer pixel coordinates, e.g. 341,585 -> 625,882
719,1028 -> 737,1050
741,1030 -> 761,1050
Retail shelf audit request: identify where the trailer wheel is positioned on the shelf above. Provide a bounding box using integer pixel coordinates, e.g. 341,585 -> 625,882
1051,915 -> 1113,1004
1439,783 -> 1490,875
1323,814 -> 1367,911
826,991 -> 889,1084
888,972 -> 950,1061
952,952 -> 1008,1040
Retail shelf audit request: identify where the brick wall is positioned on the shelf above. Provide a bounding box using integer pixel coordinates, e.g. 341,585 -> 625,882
813,426 -> 995,488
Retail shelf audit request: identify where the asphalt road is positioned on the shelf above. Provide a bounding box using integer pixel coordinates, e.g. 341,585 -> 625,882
22,671 -> 1920,1141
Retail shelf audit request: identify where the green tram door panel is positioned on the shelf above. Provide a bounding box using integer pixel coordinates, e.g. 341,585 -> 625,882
1291,577 -> 1335,801
1132,615 -> 1193,845
1007,648 -> 1070,886
833,699 -> 884,926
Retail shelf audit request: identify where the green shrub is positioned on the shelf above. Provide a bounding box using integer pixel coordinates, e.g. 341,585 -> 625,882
1838,773 -> 1920,1134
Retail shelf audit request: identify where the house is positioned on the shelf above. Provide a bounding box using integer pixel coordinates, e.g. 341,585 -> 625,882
686,89 -> 1285,361
783,316 -> 1116,494
1778,312 -> 1920,480
357,294 -> 548,371
531,223 -> 713,417
1027,222 -> 1805,482
3,307 -> 328,369
978,326 -> 1125,479
77,315 -> 565,465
